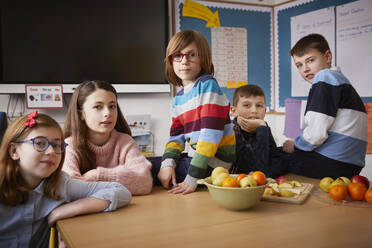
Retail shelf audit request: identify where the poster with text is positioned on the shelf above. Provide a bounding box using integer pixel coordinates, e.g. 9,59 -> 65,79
25,84 -> 64,109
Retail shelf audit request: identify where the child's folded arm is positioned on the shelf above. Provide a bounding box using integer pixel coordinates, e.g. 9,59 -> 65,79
62,173 -> 131,211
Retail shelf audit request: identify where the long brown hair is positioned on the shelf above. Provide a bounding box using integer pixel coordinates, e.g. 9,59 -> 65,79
165,30 -> 214,87
63,80 -> 131,174
0,113 -> 65,206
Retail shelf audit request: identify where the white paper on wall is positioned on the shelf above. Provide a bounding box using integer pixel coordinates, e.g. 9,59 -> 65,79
337,0 -> 372,97
211,27 -> 248,87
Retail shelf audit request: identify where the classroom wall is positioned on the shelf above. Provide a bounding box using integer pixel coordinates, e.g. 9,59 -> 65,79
1,0 -> 371,180
1,93 -> 371,180
0,93 -> 172,156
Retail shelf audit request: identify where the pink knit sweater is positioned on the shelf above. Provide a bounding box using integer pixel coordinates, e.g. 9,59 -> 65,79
62,129 -> 153,195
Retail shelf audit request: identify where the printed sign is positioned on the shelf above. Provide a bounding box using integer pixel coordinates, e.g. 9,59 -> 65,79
25,84 -> 64,109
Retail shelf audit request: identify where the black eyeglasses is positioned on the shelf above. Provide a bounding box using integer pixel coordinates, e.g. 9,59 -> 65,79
171,52 -> 199,62
15,136 -> 67,154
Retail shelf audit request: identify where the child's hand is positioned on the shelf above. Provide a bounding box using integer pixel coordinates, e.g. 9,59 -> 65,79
82,169 -> 98,181
168,181 -> 195,195
237,116 -> 266,133
158,167 -> 177,189
283,140 -> 295,153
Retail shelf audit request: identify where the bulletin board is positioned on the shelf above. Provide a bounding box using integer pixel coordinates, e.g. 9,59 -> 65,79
275,0 -> 372,112
175,0 -> 274,110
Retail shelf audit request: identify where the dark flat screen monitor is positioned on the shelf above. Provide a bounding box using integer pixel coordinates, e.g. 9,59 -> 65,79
0,0 -> 168,84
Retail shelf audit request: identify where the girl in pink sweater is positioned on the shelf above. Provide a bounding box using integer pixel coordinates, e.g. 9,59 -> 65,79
62,80 -> 153,195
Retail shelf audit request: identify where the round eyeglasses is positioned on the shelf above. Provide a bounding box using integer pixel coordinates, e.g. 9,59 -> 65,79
171,52 -> 199,62
15,136 -> 67,154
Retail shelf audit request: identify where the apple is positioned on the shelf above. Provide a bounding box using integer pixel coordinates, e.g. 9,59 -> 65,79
351,175 -> 370,189
290,180 -> 303,187
336,177 -> 351,187
264,187 -> 275,195
280,189 -> 295,197
212,172 -> 229,186
319,177 -> 334,193
240,176 -> 257,188
330,178 -> 345,188
278,182 -> 293,189
271,183 -> 281,195
211,167 -> 229,182
276,176 -> 287,185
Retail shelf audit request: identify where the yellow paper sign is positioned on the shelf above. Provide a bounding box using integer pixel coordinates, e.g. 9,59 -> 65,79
226,81 -> 248,89
182,0 -> 220,28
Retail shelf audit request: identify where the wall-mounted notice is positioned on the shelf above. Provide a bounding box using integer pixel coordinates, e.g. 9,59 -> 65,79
25,84 -> 64,109
290,7 -> 335,97
337,0 -> 372,97
211,27 -> 247,88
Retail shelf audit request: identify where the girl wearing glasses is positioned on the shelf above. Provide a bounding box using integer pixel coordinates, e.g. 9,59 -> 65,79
156,30 -> 236,194
0,112 -> 131,247
62,80 -> 153,195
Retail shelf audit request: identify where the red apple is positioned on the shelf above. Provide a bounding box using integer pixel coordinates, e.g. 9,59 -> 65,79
351,175 -> 370,189
276,176 -> 287,185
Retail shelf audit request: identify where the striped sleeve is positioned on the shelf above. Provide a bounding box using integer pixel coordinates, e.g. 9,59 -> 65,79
188,77 -> 233,178
295,82 -> 338,151
161,106 -> 186,164
295,69 -> 367,152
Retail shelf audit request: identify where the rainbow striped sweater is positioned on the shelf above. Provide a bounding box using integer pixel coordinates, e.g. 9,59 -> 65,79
162,75 -> 236,183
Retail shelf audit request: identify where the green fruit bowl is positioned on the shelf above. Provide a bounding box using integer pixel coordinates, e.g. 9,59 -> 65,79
198,176 -> 266,211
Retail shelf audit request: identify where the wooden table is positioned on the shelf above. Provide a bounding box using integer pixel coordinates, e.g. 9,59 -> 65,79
57,175 -> 372,248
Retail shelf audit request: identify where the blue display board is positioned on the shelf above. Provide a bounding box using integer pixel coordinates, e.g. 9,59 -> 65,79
176,1 -> 273,110
276,0 -> 372,110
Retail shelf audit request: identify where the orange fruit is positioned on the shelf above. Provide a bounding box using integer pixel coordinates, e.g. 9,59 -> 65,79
251,171 -> 266,185
329,185 -> 347,201
365,189 -> 372,203
347,183 -> 367,201
222,177 -> 238,187
235,174 -> 247,185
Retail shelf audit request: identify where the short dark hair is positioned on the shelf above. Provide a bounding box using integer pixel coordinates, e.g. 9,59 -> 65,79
232,84 -> 265,106
290,33 -> 330,57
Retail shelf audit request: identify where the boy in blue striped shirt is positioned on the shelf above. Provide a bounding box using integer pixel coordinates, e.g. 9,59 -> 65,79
283,33 -> 367,178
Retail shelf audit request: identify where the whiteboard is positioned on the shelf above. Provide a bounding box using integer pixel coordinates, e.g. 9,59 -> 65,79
290,7 -> 335,97
337,0 -> 372,97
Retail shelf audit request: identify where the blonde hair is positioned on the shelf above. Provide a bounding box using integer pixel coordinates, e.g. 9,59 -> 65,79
165,30 -> 214,86
0,113 -> 64,206
63,80 -> 131,174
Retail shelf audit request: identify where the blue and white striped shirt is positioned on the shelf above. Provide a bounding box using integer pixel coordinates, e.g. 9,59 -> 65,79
295,68 -> 367,167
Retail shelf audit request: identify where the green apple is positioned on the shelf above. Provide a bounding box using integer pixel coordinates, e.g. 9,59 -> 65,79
211,166 -> 229,182
319,177 -> 334,192
331,178 -> 345,187
239,176 -> 257,188
337,177 -> 351,187
212,172 -> 229,186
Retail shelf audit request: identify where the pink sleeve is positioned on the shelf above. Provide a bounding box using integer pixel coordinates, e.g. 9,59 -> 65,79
97,139 -> 153,195
62,143 -> 82,177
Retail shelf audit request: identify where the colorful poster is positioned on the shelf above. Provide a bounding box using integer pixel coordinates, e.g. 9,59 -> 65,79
25,84 -> 64,109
